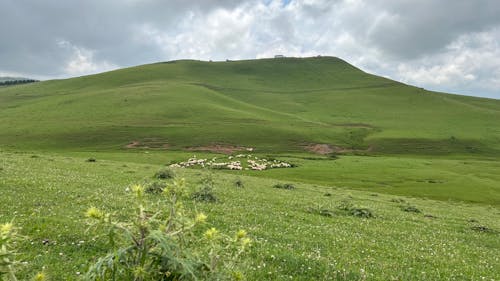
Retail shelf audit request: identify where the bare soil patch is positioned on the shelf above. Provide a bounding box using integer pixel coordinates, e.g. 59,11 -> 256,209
304,144 -> 336,155
185,144 -> 254,154
125,139 -> 170,149
304,143 -> 373,155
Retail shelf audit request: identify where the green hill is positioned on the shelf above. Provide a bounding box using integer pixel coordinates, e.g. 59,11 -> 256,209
1,56 -> 499,156
1,57 -> 499,279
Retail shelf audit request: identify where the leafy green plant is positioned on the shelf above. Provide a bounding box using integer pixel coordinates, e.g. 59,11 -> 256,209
273,183 -> 295,190
0,222 -> 19,281
84,179 -> 251,280
348,208 -> 374,218
0,223 -> 46,281
192,186 -> 218,203
337,199 -> 374,218
234,178 -> 244,188
401,205 -> 421,213
144,181 -> 166,194
192,174 -> 218,203
307,205 -> 335,218
154,168 -> 176,180
470,225 -> 495,233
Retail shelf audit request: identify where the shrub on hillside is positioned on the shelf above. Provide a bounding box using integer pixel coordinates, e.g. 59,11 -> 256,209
192,186 -> 218,203
192,174 -> 218,203
307,205 -> 335,218
337,199 -> 375,218
144,181 -> 166,194
234,178 -> 244,188
348,208 -> 374,218
154,167 -> 176,179
273,183 -> 295,190
470,225 -> 495,233
401,205 -> 421,213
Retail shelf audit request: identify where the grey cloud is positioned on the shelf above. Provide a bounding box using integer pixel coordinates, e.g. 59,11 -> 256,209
0,0 -> 245,76
366,0 -> 500,59
0,0 -> 499,98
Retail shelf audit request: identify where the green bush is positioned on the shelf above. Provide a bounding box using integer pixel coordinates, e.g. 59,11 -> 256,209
337,199 -> 375,218
192,186 -> 218,203
234,178 -> 244,188
144,181 -> 166,194
470,225 -> 495,233
307,205 -> 334,218
192,174 -> 218,203
349,208 -> 374,218
154,168 -> 176,180
273,183 -> 295,190
84,179 -> 251,280
401,205 -> 421,213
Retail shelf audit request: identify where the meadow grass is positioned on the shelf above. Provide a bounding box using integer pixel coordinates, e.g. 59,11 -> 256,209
1,57 -> 500,280
0,151 -> 498,280
51,150 -> 500,205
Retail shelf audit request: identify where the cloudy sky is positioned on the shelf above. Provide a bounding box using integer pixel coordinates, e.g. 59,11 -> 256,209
1,0 -> 500,99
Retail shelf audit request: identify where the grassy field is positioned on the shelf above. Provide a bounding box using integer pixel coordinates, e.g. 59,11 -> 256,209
1,57 -> 499,279
1,57 -> 499,154
1,151 -> 499,280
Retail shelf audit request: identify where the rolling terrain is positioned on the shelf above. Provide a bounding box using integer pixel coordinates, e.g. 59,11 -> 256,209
1,57 -> 499,156
0,57 -> 499,279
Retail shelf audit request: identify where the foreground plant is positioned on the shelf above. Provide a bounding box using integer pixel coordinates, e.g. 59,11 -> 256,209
0,222 -> 19,281
84,179 -> 250,281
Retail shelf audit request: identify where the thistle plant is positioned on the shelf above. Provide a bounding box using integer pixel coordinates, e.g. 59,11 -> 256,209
84,178 -> 251,281
0,222 -> 19,281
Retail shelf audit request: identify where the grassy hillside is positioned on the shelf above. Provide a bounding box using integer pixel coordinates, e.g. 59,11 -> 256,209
1,58 -> 499,280
1,152 -> 498,280
1,57 -> 499,156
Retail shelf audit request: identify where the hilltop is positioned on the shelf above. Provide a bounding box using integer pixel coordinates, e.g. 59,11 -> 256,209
1,56 -> 499,156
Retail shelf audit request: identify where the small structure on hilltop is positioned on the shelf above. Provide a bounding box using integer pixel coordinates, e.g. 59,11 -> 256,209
274,55 -> 285,58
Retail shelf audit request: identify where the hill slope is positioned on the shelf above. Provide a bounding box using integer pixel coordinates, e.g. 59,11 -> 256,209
1,56 -> 499,155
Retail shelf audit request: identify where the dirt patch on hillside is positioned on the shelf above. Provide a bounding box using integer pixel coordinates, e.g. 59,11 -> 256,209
185,145 -> 254,154
304,144 -> 338,155
125,139 -> 170,149
304,143 -> 373,155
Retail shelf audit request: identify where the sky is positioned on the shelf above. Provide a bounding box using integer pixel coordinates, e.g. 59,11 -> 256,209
1,0 -> 500,99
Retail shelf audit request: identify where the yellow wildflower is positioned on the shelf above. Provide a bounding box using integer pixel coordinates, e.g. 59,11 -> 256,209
241,237 -> 252,248
204,227 -> 219,240
195,213 -> 207,224
33,272 -> 46,281
131,184 -> 144,198
236,229 -> 247,239
0,222 -> 13,234
85,207 -> 104,220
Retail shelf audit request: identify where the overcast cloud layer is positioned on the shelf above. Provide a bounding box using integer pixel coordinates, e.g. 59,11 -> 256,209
1,0 -> 500,99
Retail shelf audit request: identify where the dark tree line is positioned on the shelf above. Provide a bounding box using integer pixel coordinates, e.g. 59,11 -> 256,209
0,79 -> 39,86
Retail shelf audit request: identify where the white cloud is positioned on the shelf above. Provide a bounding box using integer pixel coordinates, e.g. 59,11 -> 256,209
57,40 -> 118,76
394,28 -> 500,97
